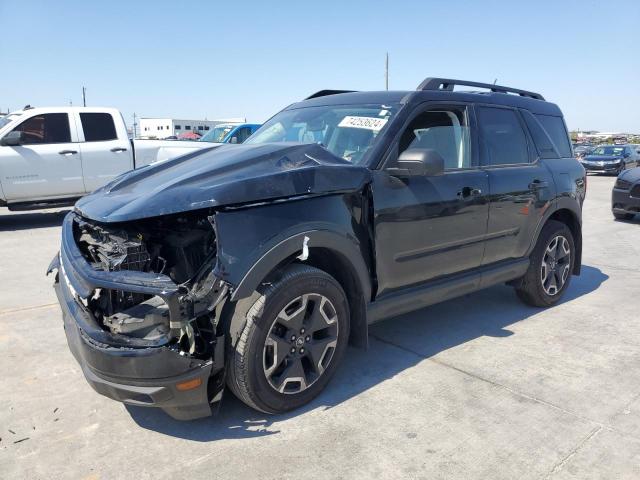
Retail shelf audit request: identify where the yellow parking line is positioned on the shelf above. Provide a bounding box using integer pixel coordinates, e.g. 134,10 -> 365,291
0,303 -> 58,316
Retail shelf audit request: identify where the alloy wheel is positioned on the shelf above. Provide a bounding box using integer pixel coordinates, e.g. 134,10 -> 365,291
540,235 -> 571,296
263,293 -> 339,394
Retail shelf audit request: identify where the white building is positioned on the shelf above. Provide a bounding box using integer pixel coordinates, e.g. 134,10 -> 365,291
139,117 -> 246,139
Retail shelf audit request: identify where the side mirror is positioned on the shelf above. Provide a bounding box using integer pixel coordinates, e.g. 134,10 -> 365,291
623,152 -> 631,158
229,136 -> 239,144
0,131 -> 23,146
388,148 -> 445,177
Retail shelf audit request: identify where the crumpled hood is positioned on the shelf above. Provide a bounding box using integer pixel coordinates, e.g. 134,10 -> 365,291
75,143 -> 372,222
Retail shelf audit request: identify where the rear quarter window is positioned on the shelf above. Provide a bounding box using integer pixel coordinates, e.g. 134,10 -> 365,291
520,110 -> 558,159
534,114 -> 572,158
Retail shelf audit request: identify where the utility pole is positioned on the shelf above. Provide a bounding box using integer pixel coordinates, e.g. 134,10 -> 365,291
132,112 -> 137,138
82,87 -> 87,107
385,52 -> 389,90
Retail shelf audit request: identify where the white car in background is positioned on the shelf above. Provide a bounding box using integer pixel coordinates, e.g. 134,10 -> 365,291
0,106 -> 217,211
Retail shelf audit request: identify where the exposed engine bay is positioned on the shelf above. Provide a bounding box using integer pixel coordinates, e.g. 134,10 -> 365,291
73,212 -> 227,357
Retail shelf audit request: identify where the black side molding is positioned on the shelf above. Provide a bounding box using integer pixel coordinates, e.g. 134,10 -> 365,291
367,258 -> 529,324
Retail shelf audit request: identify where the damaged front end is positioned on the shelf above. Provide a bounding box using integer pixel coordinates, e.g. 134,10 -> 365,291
50,210 -> 230,420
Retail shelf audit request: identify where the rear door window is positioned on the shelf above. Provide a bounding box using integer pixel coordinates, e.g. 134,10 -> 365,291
12,113 -> 71,144
534,114 -> 572,158
80,113 -> 117,142
477,107 -> 529,165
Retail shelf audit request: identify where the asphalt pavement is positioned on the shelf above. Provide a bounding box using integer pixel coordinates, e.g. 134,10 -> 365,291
1,175 -> 639,479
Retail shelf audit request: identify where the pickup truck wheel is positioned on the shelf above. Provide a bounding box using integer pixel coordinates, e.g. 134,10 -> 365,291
226,264 -> 350,414
515,220 -> 575,307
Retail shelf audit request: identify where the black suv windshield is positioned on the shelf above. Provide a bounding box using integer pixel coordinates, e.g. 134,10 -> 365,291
245,104 -> 399,164
591,146 -> 625,156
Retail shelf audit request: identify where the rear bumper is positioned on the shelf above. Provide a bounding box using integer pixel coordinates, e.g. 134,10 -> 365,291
51,212 -> 226,420
612,187 -> 640,215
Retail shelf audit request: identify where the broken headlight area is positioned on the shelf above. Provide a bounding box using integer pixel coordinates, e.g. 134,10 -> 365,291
72,212 -> 228,358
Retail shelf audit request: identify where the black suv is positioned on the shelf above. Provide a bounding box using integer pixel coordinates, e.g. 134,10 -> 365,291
49,78 -> 586,420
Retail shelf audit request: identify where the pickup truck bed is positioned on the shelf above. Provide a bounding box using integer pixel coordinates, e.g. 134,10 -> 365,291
0,106 -> 218,210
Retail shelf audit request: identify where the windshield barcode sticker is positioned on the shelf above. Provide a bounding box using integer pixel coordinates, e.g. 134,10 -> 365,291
338,116 -> 388,131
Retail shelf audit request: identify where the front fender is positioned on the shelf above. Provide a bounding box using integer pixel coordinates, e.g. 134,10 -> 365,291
212,194 -> 372,302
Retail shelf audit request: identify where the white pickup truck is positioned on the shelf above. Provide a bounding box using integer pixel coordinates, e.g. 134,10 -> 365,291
0,106 -> 214,211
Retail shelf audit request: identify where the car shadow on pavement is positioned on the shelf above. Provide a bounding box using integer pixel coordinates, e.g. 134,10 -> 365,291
0,209 -> 70,232
126,265 -> 608,441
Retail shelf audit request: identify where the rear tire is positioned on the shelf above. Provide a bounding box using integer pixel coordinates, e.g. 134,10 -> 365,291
515,220 -> 575,307
226,264 -> 350,414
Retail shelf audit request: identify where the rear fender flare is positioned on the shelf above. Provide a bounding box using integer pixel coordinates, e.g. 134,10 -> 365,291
527,198 -> 582,274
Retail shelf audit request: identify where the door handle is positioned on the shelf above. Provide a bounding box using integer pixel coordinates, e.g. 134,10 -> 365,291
529,180 -> 549,190
457,186 -> 482,198
110,147 -> 128,153
58,150 -> 78,155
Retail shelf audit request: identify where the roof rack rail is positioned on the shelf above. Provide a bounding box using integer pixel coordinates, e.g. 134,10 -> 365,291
305,90 -> 356,100
417,77 -> 545,101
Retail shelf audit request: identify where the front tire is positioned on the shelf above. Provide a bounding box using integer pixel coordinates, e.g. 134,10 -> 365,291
515,220 -> 575,307
226,264 -> 350,414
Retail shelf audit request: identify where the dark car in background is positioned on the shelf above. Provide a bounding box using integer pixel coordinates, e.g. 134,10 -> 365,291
612,166 -> 640,220
573,144 -> 593,159
580,145 -> 639,175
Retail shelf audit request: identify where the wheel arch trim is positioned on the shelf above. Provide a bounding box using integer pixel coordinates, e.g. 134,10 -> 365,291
528,199 -> 582,275
231,229 -> 372,303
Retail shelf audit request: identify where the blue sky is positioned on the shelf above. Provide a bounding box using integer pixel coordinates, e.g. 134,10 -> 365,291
1,0 -> 638,132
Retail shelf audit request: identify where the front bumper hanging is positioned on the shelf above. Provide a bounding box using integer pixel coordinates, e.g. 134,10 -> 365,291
49,213 -> 228,420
